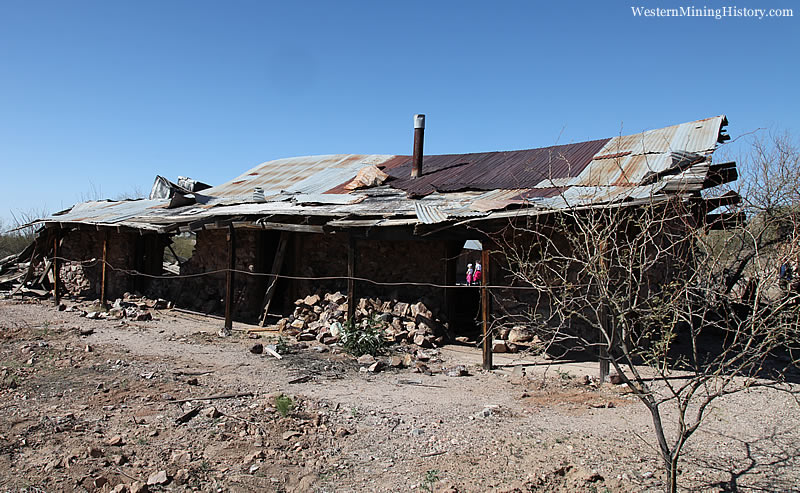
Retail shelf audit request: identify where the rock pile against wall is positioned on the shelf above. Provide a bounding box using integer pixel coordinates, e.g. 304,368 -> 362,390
275,291 -> 450,348
291,234 -> 449,317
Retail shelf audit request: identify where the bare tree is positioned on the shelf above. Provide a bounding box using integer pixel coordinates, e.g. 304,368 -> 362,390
492,132 -> 800,493
0,208 -> 49,258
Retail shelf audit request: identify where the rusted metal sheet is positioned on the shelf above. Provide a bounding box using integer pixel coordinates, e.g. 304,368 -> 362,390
203,154 -> 395,199
34,116 -> 730,233
384,139 -> 610,197
593,116 -> 724,158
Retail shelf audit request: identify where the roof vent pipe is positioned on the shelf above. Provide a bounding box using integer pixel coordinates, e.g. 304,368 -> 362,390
411,114 -> 425,179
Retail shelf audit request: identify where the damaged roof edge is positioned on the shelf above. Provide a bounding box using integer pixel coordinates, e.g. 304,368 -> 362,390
32,116 -> 731,233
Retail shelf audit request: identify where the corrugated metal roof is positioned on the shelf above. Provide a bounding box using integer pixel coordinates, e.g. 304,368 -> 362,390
414,203 -> 450,224
36,116 -> 729,233
203,154 -> 395,199
383,139 -> 610,197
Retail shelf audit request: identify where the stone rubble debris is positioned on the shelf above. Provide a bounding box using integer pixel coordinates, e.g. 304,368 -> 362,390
270,292 -> 450,350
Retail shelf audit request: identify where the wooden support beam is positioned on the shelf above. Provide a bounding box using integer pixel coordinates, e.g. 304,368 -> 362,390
101,231 -> 109,307
599,347 -> 610,383
223,224 -> 236,334
52,234 -> 60,306
255,221 -> 325,234
347,235 -> 356,324
481,246 -> 492,370
259,232 -> 290,326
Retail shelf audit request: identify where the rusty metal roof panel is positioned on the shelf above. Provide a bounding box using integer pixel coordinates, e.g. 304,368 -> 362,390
36,116 -> 730,232
384,139 -> 610,196
203,154 -> 396,199
540,153 -> 672,188
594,116 -> 724,158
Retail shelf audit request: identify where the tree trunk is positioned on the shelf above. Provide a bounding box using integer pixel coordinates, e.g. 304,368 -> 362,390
666,455 -> 679,493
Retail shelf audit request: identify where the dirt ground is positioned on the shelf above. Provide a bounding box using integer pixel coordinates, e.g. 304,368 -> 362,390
1,298 -> 799,493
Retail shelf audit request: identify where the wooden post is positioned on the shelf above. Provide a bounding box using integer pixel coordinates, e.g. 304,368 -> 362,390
259,232 -> 290,325
101,231 -> 109,307
347,235 -> 356,324
52,233 -> 60,305
481,246 -> 492,370
223,224 -> 236,334
599,346 -> 610,383
443,242 -> 457,328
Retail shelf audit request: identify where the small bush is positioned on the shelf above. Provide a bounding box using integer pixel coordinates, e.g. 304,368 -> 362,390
274,394 -> 294,417
340,316 -> 386,357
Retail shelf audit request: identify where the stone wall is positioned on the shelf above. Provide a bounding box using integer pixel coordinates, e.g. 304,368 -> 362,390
289,233 -> 450,319
166,229 -> 266,321
57,230 -> 138,299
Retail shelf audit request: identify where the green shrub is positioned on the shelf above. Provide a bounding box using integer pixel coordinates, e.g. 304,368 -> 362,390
274,394 -> 294,417
340,316 -> 386,357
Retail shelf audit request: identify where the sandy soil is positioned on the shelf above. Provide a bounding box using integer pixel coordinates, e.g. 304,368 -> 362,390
0,298 -> 798,492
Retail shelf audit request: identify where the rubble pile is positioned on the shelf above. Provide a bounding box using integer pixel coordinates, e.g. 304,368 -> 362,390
491,325 -> 544,354
274,292 -> 449,349
62,293 -> 171,322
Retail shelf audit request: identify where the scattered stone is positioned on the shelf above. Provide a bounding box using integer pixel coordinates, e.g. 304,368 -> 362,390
389,355 -> 404,368
129,481 -> 148,493
303,294 -> 321,306
106,435 -> 124,446
135,311 -> 152,321
585,472 -> 604,482
93,476 -> 108,489
367,361 -> 384,373
174,469 -> 190,485
510,366 -> 527,385
334,427 -> 351,438
250,343 -> 264,354
507,327 -> 534,344
111,484 -> 129,493
111,454 -> 127,466
86,311 -> 100,320
186,377 -> 199,386
357,354 -> 376,365
87,446 -> 103,458
282,430 -> 301,441
85,344 -> 93,353
491,340 -> 508,353
203,407 -> 222,419
413,334 -> 433,348
609,373 -> 624,385
146,470 -> 169,486
445,365 -> 468,377
171,450 -> 192,464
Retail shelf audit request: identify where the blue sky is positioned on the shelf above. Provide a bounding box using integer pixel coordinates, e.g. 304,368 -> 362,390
1,0 -> 797,226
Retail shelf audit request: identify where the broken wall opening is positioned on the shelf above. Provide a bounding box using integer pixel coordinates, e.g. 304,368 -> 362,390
163,232 -> 196,274
449,239 -> 482,338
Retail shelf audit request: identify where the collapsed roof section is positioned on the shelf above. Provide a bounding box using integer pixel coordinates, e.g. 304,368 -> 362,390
38,116 -> 737,235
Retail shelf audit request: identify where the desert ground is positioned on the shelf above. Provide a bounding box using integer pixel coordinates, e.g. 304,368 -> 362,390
1,297 -> 798,492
